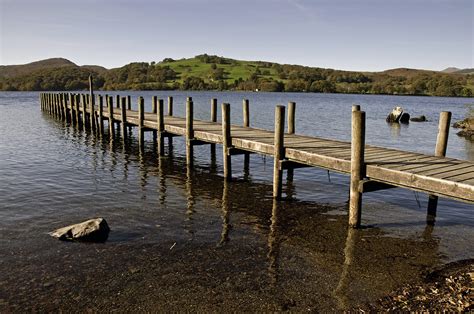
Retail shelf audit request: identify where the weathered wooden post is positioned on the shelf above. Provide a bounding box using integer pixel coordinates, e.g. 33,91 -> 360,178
167,96 -> 174,149
427,111 -> 452,224
151,96 -> 158,141
89,76 -> 96,132
127,95 -> 131,110
210,98 -> 217,156
242,99 -> 251,174
62,93 -> 68,122
273,105 -> 285,199
120,97 -> 127,140
349,110 -> 366,228
352,104 -> 361,112
168,96 -> 173,116
98,95 -> 104,134
222,103 -> 232,180
58,94 -> 63,120
186,98 -> 194,166
287,101 -> 296,181
157,98 -> 165,155
116,95 -> 120,109
288,102 -> 296,134
107,96 -> 115,139
138,96 -> 145,148
53,94 -> 58,117
81,94 -> 88,129
74,94 -> 80,126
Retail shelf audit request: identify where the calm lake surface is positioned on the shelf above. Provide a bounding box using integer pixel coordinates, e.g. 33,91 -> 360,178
1,91 -> 473,311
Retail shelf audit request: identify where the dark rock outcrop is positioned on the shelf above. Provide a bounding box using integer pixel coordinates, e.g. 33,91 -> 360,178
410,115 -> 427,122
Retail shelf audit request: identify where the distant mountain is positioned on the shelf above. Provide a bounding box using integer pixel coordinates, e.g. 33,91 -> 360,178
0,58 -> 76,78
442,67 -> 461,73
0,55 -> 472,97
442,67 -> 474,75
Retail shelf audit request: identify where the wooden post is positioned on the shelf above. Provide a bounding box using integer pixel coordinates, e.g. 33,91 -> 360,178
53,94 -> 58,117
74,94 -> 80,126
138,96 -> 144,148
427,111 -> 452,224
222,103 -> 232,180
89,76 -> 96,132
81,94 -> 88,129
127,95 -> 131,110
120,97 -> 127,140
116,95 -> 120,109
349,110 -> 366,228
352,104 -> 361,112
167,96 -> 174,149
210,98 -> 217,156
186,98 -> 194,166
98,95 -> 104,134
107,96 -> 115,139
168,96 -> 173,116
62,93 -> 68,122
242,99 -> 251,174
273,105 -> 285,199
152,96 -> 158,141
287,101 -> 296,181
157,98 -> 165,155
243,99 -> 249,127
288,102 -> 296,134
58,94 -> 64,120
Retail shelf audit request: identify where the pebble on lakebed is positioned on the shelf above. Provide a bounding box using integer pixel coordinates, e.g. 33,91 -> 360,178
49,218 -> 110,242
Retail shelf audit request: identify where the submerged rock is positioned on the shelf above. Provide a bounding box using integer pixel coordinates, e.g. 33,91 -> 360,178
410,115 -> 427,122
399,112 -> 410,123
49,218 -> 110,242
453,118 -> 474,140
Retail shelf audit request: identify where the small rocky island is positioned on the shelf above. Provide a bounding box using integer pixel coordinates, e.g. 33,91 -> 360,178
453,115 -> 474,140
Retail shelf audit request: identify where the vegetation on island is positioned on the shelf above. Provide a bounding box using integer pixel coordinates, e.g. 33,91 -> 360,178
1,55 -> 473,97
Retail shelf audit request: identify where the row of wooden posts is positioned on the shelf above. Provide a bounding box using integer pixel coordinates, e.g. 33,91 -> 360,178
38,77 -> 453,228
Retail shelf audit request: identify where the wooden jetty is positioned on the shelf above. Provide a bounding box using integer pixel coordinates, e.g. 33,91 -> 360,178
39,79 -> 474,228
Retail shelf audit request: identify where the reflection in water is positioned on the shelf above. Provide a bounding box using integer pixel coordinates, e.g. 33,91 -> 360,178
158,157 -> 167,206
388,122 -> 401,139
185,165 -> 196,237
334,227 -> 357,310
464,139 -> 474,161
138,148 -> 148,193
218,179 -> 231,246
267,199 -> 281,285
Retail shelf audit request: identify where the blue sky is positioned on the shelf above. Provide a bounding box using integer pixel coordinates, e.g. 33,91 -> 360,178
0,0 -> 472,71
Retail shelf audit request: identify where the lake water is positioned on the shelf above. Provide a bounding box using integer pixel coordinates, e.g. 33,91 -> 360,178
0,91 -> 473,311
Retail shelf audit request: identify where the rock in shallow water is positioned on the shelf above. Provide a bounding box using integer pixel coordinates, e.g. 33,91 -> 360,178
49,218 -> 110,242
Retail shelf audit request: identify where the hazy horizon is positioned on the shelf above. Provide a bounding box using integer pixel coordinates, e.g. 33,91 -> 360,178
1,0 -> 473,72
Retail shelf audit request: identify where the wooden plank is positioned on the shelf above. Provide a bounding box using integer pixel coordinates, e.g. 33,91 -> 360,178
366,165 -> 474,202
386,156 -> 459,171
406,162 -> 472,176
423,165 -> 474,179
445,171 -> 474,183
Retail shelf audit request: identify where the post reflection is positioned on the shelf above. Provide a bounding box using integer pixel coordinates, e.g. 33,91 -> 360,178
185,164 -> 196,237
158,156 -> 167,206
138,148 -> 148,191
388,122 -> 401,139
334,227 -> 358,309
267,199 -> 281,285
218,179 -> 231,246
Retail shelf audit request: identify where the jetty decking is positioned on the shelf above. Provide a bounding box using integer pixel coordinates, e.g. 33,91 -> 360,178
39,81 -> 474,228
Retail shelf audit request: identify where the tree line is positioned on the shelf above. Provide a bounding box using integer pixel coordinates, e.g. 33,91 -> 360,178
1,56 -> 472,97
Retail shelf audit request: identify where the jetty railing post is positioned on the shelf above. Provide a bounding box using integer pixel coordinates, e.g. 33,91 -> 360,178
98,95 -> 104,134
81,94 -> 88,129
138,96 -> 145,148
89,76 -> 96,132
273,105 -> 285,199
116,95 -> 120,109
62,93 -> 68,122
210,98 -> 217,156
427,111 -> 452,224
349,110 -> 366,228
222,103 -> 232,180
107,96 -> 115,140
58,94 -> 63,120
287,101 -> 296,181
120,97 -> 127,140
242,99 -> 251,173
186,97 -> 194,166
152,96 -> 158,142
352,104 -> 361,112
53,94 -> 58,117
74,94 -> 80,126
127,95 -> 131,110
157,98 -> 165,155
167,96 -> 174,149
